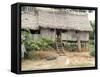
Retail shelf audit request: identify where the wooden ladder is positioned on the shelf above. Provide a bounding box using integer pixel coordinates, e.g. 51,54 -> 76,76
55,39 -> 65,55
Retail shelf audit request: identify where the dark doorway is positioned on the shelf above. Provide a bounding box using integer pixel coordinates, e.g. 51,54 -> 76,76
56,29 -> 61,41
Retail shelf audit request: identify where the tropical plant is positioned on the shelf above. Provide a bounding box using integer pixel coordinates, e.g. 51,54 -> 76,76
90,50 -> 95,57
21,29 -> 55,59
90,21 -> 95,40
66,43 -> 77,51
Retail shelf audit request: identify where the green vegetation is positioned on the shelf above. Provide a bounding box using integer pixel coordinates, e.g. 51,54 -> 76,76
21,30 -> 54,51
89,40 -> 95,57
65,43 -> 77,51
90,40 -> 95,45
90,21 -> 95,40
89,20 -> 95,57
21,29 -> 55,59
90,50 -> 95,57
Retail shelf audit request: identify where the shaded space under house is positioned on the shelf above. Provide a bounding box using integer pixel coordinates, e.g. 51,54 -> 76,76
21,6 -> 93,53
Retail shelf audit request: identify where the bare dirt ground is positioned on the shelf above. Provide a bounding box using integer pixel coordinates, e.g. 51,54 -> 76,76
21,51 -> 95,71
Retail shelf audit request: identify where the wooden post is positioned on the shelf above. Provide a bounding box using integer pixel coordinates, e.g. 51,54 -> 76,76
77,38 -> 81,51
77,32 -> 81,51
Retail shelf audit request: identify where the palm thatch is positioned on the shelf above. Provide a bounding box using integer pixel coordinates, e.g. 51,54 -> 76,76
21,7 -> 93,31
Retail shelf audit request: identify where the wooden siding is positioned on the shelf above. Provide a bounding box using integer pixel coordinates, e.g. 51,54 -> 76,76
30,29 -> 89,42
79,32 -> 89,41
32,34 -> 40,41
40,29 -> 56,41
61,31 -> 89,41
61,31 -> 77,41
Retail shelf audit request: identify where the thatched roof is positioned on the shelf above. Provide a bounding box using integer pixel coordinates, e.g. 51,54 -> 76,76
21,7 -> 93,31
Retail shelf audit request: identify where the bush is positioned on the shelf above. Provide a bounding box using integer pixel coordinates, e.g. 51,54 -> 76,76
90,50 -> 95,57
66,43 -> 77,51
90,40 -> 95,45
22,30 -> 54,51
89,21 -> 95,40
39,38 -> 54,51
21,30 -> 55,59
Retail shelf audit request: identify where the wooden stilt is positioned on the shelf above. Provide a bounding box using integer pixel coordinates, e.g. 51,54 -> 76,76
77,39 -> 81,51
77,32 -> 81,51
